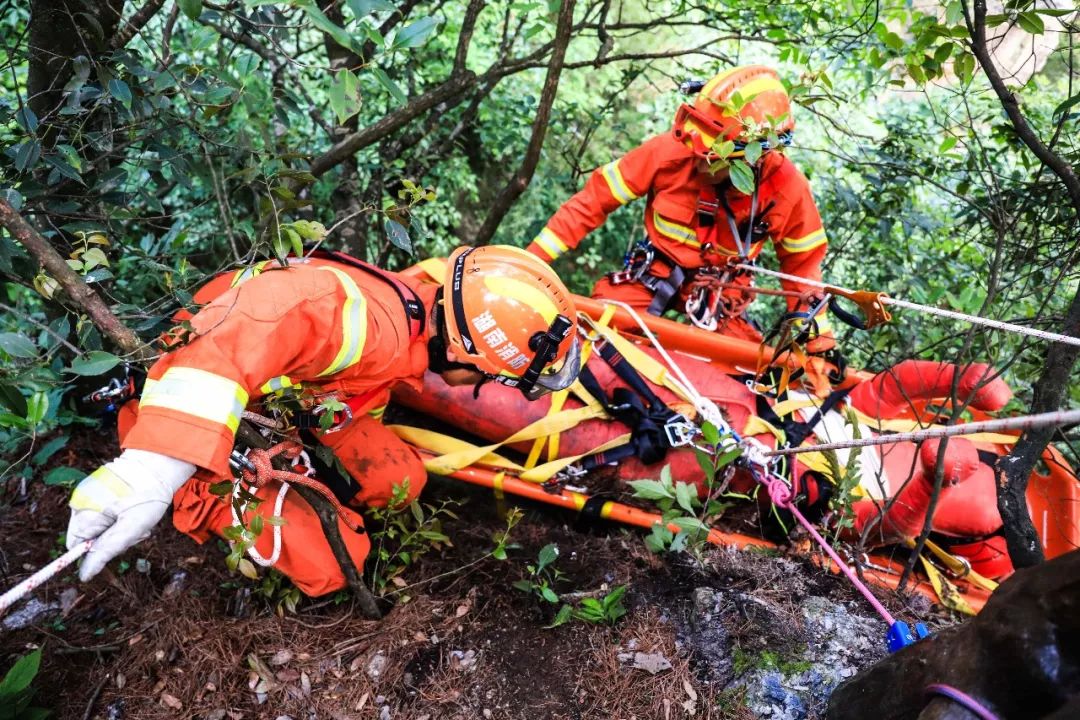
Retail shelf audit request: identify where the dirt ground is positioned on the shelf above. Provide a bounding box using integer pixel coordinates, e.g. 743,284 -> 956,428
0,424 -> 934,720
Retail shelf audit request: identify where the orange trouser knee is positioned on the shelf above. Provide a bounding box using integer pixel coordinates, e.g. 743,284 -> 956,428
117,401 -> 424,596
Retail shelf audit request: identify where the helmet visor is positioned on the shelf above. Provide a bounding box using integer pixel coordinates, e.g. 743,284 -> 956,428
521,334 -> 581,401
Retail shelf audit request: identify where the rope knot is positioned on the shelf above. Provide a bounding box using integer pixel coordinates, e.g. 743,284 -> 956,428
238,441 -> 304,488
765,476 -> 793,508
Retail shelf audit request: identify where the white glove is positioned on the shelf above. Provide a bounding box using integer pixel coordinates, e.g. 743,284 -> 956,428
66,449 -> 196,581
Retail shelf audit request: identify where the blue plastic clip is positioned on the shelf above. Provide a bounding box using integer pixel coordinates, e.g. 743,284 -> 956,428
887,621 -> 931,653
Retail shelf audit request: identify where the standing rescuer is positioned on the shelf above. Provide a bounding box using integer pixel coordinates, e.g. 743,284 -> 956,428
526,65 -> 834,351
65,245 -> 580,595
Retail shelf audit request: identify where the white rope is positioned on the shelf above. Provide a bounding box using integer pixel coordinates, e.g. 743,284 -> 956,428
1,540 -> 91,615
736,263 -> 1080,348
231,481 -> 288,568
765,408 -> 1080,457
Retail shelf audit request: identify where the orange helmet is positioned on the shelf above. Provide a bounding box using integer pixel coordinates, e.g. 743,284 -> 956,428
672,65 -> 794,160
442,245 -> 580,399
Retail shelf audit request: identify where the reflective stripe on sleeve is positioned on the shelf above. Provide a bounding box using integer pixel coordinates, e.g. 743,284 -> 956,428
70,466 -> 131,513
652,210 -> 700,248
260,375 -> 299,395
140,366 -> 249,433
600,160 -> 641,205
780,228 -> 827,253
533,227 -> 570,260
316,266 -> 368,377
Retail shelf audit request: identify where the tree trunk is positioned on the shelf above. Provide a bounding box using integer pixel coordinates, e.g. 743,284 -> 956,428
28,0 -> 126,127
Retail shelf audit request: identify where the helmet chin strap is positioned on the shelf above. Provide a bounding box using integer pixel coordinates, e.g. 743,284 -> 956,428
427,289 -> 483,375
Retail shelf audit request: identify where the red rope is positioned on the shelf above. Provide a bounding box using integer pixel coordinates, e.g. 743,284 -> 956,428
238,441 -> 363,533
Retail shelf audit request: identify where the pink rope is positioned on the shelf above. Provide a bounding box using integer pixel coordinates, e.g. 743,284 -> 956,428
925,684 -> 1000,720
758,473 -> 895,626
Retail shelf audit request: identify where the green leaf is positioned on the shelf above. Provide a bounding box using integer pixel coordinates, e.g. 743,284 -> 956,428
671,516 -> 706,533
14,140 -> 42,173
537,543 -> 559,571
728,160 -> 755,195
284,227 -> 303,257
32,435 -> 68,466
545,604 -> 573,628
945,1 -> 962,25
295,0 -> 362,53
954,52 -> 975,84
0,648 -> 42,697
395,17 -> 438,49
108,78 -> 132,107
0,332 -> 37,358
372,67 -> 407,104
1053,92 -> 1080,119
346,0 -> 396,17
329,69 -> 363,124
384,219 -> 412,252
675,481 -> 698,514
67,350 -> 122,376
26,392 -> 48,425
938,136 -> 958,153
0,384 -> 27,417
44,466 -> 86,487
1016,11 -> 1044,35
700,421 -> 720,446
933,41 -> 956,64
743,140 -> 762,166
539,586 -> 559,604
628,479 -> 674,501
178,0 -> 203,20
15,106 -> 38,134
883,31 -> 904,51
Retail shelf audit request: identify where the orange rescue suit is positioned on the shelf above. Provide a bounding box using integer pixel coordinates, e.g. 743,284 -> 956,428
526,133 -> 829,338
119,257 -> 436,596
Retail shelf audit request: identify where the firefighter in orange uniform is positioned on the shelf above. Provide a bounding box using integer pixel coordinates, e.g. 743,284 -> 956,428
66,246 -> 581,596
527,65 -> 834,350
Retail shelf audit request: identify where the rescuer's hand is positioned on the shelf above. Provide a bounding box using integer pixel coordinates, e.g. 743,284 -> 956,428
66,449 -> 195,581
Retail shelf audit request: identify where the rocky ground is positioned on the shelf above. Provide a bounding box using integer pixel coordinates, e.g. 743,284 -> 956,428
1,425 -> 956,719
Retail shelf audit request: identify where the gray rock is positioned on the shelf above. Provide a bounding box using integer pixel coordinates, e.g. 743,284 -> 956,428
617,651 -> 672,674
1,597 -> 60,630
680,581 -> 885,719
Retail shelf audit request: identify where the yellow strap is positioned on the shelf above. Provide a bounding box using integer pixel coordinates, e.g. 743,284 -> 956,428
580,315 -> 692,404
389,422 -> 633,483
525,388 -> 571,469
492,471 -> 505,501
917,552 -> 977,616
390,404 -> 608,475
520,433 -> 633,483
911,538 -> 999,593
387,425 -> 524,472
527,303 -> 618,467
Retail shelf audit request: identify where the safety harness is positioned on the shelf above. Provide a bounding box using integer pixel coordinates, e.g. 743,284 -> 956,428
571,340 -> 700,472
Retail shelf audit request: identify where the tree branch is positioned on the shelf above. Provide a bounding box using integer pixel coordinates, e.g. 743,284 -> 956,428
455,0 -> 486,72
0,199 -> 150,360
110,0 -> 168,51
308,71 -> 477,178
473,0 -> 576,245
